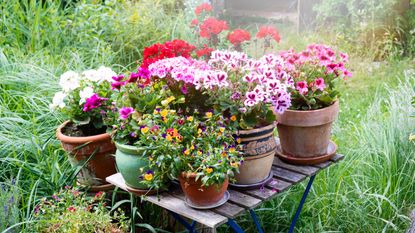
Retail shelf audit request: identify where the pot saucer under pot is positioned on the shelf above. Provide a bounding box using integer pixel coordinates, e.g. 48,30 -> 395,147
184,191 -> 230,210
229,171 -> 273,190
275,138 -> 337,165
125,185 -> 158,196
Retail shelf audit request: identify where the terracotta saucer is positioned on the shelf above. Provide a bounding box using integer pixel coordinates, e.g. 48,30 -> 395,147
229,171 -> 273,190
126,185 -> 158,196
185,191 -> 230,210
275,140 -> 337,165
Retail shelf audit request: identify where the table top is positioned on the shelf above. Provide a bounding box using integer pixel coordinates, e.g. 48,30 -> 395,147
106,153 -> 344,229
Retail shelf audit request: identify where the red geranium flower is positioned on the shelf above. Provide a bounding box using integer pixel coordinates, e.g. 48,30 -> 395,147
190,18 -> 199,27
228,29 -> 251,46
256,26 -> 281,43
141,39 -> 196,68
195,3 -> 212,16
195,44 -> 214,58
199,17 -> 228,39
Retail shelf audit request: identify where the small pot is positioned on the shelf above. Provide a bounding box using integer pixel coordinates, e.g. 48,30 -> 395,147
234,124 -> 276,185
178,172 -> 228,207
114,142 -> 152,190
277,101 -> 339,158
56,121 -> 116,188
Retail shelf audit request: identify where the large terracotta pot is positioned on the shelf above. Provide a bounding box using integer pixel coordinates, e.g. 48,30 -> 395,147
115,142 -> 152,190
277,101 -> 339,158
179,172 -> 228,207
234,124 -> 275,185
56,121 -> 116,189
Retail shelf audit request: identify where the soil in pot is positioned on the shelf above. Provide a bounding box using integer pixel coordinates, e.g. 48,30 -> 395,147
56,121 -> 116,188
178,172 -> 228,207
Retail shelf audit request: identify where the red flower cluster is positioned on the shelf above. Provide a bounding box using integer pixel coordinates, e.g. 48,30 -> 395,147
196,44 -> 214,58
199,17 -> 228,39
141,39 -> 196,68
195,3 -> 212,16
228,29 -> 251,46
256,26 -> 281,43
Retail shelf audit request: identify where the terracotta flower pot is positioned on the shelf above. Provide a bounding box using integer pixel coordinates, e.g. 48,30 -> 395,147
56,121 -> 116,189
179,172 -> 228,207
114,142 -> 153,190
234,124 -> 275,185
276,101 -> 339,159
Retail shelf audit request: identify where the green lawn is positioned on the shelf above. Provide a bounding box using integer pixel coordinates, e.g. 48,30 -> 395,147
1,0 -> 414,232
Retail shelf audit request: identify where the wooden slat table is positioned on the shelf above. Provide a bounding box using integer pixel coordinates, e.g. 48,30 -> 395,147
107,153 -> 344,233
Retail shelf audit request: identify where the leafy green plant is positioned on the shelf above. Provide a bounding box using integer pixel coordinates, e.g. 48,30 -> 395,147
0,179 -> 20,233
31,187 -> 129,233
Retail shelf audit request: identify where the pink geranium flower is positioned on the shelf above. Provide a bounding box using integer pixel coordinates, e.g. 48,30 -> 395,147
314,78 -> 326,91
83,94 -> 108,112
119,107 -> 134,120
296,81 -> 308,95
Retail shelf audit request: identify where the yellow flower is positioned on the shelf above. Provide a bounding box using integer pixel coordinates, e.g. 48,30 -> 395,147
160,109 -> 168,118
230,115 -> 237,121
205,167 -> 213,174
183,149 -> 190,155
144,173 -> 153,181
229,147 -> 236,153
219,127 -> 225,133
153,109 -> 159,114
166,135 -> 173,141
161,96 -> 175,106
187,116 -> 193,122
197,151 -> 202,156
230,161 -> 238,168
149,156 -> 153,161
190,145 -> 195,150
197,128 -> 202,134
237,138 -> 241,144
141,126 -> 149,134
221,151 -> 227,157
205,112 -> 212,118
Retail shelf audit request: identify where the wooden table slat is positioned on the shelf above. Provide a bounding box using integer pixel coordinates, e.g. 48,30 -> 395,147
244,187 -> 278,201
227,190 -> 262,209
272,166 -> 306,183
266,177 -> 292,193
170,189 -> 245,219
273,157 -> 319,176
331,154 -> 344,162
106,173 -> 227,228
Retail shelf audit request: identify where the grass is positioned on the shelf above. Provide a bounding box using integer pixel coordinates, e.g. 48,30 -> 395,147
1,0 -> 415,232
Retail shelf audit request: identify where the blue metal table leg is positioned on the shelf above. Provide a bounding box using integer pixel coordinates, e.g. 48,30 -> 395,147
288,175 -> 316,233
227,219 -> 245,233
170,211 -> 197,233
249,209 -> 264,233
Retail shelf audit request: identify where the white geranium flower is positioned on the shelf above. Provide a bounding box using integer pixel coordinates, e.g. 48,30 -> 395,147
79,86 -> 94,104
97,66 -> 117,83
50,91 -> 67,110
59,71 -> 80,93
82,69 -> 101,82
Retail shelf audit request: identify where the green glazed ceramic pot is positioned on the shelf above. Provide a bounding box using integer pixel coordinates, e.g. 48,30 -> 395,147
115,142 -> 151,190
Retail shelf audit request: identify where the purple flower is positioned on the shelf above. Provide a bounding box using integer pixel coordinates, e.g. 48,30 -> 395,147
180,85 -> 188,95
138,67 -> 151,79
130,132 -> 137,137
231,92 -> 241,100
128,72 -> 140,83
83,94 -> 108,112
111,81 -> 125,90
112,74 -> 125,82
119,107 -> 134,120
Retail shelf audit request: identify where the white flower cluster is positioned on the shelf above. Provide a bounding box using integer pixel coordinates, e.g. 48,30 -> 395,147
49,66 -> 116,110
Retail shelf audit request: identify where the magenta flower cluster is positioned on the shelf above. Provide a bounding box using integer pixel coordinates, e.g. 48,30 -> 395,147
83,94 -> 108,112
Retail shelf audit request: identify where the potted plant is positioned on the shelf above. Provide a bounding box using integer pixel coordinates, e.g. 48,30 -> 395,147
140,110 -> 242,208
105,69 -> 183,193
201,50 -> 292,187
51,66 -> 117,190
276,44 -> 352,164
32,187 -> 129,232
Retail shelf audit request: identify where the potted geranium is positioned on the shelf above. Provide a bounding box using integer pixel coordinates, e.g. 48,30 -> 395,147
276,44 -> 352,164
51,66 -> 117,190
105,68 -> 183,193
201,50 -> 292,187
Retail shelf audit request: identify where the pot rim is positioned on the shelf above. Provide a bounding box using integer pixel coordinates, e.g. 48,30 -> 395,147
236,122 -> 276,135
56,120 -> 111,144
114,141 -> 148,155
180,172 -> 229,181
282,100 -> 339,114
